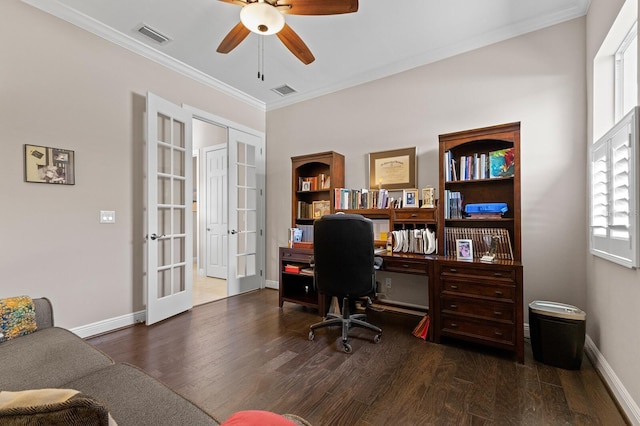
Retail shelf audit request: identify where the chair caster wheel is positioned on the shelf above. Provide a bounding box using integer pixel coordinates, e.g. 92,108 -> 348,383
374,334 -> 382,344
343,343 -> 352,353
308,331 -> 314,341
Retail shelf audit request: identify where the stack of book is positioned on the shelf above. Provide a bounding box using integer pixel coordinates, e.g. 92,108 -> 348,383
443,190 -> 463,219
284,263 -> 305,274
334,188 -> 391,209
444,147 -> 515,182
298,173 -> 331,191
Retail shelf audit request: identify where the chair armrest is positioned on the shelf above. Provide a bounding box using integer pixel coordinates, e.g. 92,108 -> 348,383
33,297 -> 54,329
374,256 -> 383,270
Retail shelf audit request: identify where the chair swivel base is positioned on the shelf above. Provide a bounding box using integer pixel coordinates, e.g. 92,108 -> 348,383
308,296 -> 382,353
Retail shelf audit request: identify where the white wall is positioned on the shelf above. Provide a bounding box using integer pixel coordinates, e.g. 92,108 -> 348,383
0,0 -> 264,329
586,0 -> 640,417
267,18 -> 588,320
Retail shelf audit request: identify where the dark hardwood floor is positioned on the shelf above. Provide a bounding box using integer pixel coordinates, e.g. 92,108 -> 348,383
88,289 -> 627,425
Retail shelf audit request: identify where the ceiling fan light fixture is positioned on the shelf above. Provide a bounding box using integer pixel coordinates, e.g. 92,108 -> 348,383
240,2 -> 285,35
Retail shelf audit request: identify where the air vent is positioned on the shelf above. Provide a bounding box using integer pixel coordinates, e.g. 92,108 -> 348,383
271,85 -> 297,96
137,24 -> 171,44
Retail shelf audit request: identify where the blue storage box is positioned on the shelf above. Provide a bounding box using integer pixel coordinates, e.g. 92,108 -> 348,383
464,203 -> 508,215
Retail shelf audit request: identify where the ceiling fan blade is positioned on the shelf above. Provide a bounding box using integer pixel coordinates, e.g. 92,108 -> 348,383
276,23 -> 315,65
279,0 -> 357,15
216,22 -> 251,54
218,0 -> 248,6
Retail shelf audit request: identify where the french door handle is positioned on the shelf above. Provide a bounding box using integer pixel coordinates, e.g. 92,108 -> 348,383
149,233 -> 165,241
229,229 -> 238,235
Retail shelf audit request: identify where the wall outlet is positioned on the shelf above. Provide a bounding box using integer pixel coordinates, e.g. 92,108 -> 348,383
385,278 -> 392,288
100,210 -> 116,224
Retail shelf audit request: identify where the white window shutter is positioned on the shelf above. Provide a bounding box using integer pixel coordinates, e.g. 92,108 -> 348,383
590,106 -> 639,268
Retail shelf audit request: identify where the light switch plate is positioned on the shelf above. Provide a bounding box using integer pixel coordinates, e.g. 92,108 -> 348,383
100,210 -> 116,224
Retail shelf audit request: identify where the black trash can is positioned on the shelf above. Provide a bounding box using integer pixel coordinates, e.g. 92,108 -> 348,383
529,301 -> 586,370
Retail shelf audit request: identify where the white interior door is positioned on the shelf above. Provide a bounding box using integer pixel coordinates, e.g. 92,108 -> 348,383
146,92 -> 193,325
205,144 -> 227,278
228,128 -> 265,296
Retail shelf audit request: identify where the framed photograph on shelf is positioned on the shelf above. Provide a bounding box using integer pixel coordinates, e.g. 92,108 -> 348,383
24,144 -> 75,185
312,200 -> 330,218
456,239 -> 473,261
301,181 -> 311,191
368,147 -> 417,190
402,189 -> 418,208
421,187 -> 435,208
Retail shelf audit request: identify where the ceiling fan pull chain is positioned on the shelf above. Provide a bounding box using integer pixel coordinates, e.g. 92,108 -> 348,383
257,35 -> 265,81
261,36 -> 265,81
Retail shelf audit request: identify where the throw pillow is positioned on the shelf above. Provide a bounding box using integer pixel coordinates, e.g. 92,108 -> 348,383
0,296 -> 37,342
0,388 -> 115,426
222,410 -> 298,426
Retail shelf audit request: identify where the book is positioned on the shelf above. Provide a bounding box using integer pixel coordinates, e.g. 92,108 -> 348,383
284,263 -> 304,273
489,148 -> 515,178
300,267 -> 314,276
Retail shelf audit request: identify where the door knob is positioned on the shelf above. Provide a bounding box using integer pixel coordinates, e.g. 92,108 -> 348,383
229,229 -> 238,235
149,233 -> 165,240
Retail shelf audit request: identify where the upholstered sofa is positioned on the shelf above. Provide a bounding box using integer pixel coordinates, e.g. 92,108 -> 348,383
0,297 -> 310,426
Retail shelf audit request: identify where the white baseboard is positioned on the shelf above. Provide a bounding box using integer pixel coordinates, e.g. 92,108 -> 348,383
70,310 -> 146,339
265,279 -> 278,290
584,335 -> 640,425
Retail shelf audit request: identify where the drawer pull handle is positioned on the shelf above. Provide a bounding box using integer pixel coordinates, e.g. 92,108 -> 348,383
449,268 -> 458,273
450,285 -> 459,290
402,264 -> 409,268
494,272 -> 503,277
494,311 -> 503,316
494,291 -> 503,296
450,304 -> 458,309
450,323 -> 458,328
411,214 -> 417,218
494,331 -> 503,337
285,253 -> 291,257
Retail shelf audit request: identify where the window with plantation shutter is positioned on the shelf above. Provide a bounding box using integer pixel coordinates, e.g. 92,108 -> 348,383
590,106 -> 639,268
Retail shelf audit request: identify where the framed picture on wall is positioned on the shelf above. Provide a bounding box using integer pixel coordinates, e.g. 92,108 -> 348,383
368,147 -> 417,190
24,144 -> 75,185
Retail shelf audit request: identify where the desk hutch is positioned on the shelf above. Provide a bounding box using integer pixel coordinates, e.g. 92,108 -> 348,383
279,123 -> 524,363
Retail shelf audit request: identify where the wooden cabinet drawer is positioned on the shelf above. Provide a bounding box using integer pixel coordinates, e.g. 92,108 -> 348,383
280,248 -> 313,263
383,258 -> 429,275
439,264 -> 515,281
440,279 -> 515,301
441,296 -> 514,322
440,315 -> 514,345
393,208 -> 436,222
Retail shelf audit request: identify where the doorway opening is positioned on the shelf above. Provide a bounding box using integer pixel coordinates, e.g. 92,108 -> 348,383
192,119 -> 228,306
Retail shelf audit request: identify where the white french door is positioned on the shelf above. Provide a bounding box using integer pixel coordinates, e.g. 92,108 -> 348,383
227,128 -> 265,296
145,92 -> 193,325
205,144 -> 228,278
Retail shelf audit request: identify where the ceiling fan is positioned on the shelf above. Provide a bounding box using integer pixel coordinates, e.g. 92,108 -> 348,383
216,0 -> 358,65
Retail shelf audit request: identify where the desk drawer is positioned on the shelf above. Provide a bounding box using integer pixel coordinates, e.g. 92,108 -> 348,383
384,258 -> 429,275
393,209 -> 436,222
441,279 -> 515,301
441,296 -> 514,322
441,315 -> 514,345
280,248 -> 313,263
439,265 -> 515,281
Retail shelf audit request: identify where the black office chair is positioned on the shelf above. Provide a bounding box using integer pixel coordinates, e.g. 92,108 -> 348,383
308,214 -> 382,353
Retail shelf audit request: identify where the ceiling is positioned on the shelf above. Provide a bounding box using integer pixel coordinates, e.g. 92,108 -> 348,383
24,0 -> 590,110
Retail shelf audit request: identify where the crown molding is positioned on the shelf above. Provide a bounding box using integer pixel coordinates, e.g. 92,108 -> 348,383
21,0 -> 266,111
22,0 -> 589,112
265,0 -> 592,111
